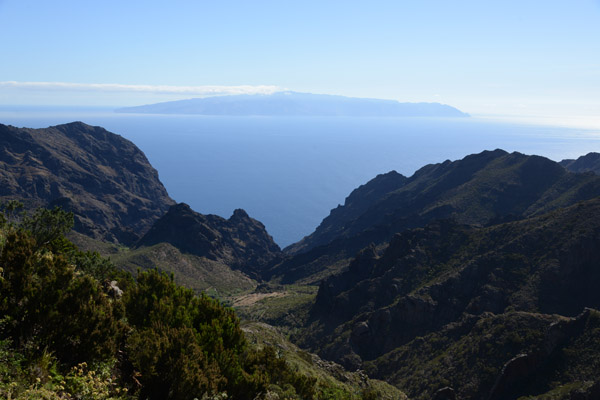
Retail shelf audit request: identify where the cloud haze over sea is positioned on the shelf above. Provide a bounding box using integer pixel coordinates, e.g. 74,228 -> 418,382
0,81 -> 282,96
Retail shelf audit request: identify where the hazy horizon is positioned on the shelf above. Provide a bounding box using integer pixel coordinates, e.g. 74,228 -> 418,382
1,1 -> 599,130
2,108 -> 598,246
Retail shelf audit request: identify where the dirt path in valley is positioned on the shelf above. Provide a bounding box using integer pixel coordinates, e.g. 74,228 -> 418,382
232,292 -> 286,307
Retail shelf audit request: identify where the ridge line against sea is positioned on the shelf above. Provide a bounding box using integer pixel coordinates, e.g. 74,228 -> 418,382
2,105 -> 599,246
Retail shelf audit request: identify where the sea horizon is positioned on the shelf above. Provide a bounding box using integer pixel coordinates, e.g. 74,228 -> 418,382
2,107 -> 599,246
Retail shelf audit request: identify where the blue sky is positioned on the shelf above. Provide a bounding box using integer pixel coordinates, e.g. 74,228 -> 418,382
1,0 -> 599,126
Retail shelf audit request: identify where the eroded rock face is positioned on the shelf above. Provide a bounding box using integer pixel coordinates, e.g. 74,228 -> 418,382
305,198 -> 600,375
137,203 -> 281,278
0,122 -> 174,244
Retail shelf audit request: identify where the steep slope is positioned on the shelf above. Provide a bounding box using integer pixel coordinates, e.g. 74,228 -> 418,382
0,122 -> 174,244
113,242 -> 256,296
271,150 -> 600,283
560,152 -> 600,174
369,309 -> 600,400
285,170 -> 408,255
298,197 -> 600,398
137,203 -> 282,278
242,321 -> 407,399
116,91 -> 469,117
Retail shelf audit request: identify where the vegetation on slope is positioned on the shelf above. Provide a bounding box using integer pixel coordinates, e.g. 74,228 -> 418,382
242,321 -> 406,400
136,203 -> 282,279
1,204 -> 386,399
233,283 -> 319,336
68,230 -> 257,299
296,197 -> 600,398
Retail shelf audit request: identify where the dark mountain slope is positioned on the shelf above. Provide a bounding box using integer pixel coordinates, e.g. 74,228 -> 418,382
0,122 -> 174,244
299,196 -> 600,387
271,150 -> 600,283
137,203 -> 281,278
560,152 -> 600,174
285,170 -> 408,255
370,309 -> 600,400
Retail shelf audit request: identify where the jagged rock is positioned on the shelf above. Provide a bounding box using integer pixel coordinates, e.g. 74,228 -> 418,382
137,203 -> 281,277
0,122 -> 174,244
351,322 -> 370,341
348,245 -> 378,275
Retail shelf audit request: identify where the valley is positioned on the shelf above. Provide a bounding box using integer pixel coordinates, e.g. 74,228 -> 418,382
2,121 -> 600,399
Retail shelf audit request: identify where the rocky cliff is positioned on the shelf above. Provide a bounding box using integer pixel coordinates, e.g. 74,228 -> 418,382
0,122 -> 174,244
137,203 -> 281,278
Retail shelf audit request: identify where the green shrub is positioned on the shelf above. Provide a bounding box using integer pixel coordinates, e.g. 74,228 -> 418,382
0,230 -> 122,365
0,205 -> 320,399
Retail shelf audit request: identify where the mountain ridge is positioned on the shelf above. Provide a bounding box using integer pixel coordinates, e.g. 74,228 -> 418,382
270,149 -> 600,284
3,120 -> 600,399
115,91 -> 469,117
0,121 -> 282,293
560,152 -> 600,174
0,121 -> 174,244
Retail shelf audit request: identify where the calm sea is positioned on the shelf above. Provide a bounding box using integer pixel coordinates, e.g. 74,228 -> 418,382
2,107 -> 599,247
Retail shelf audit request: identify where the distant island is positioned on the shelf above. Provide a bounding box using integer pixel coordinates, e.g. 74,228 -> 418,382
115,91 -> 469,117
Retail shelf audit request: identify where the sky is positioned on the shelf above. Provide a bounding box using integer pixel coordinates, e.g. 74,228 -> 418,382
1,0 -> 599,127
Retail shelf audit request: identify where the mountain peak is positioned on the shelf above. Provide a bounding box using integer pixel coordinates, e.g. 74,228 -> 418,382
231,208 -> 250,220
137,203 -> 280,277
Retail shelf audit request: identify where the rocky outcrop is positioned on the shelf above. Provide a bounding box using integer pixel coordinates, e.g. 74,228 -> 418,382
137,203 -> 281,277
285,170 -> 408,255
0,122 -> 174,244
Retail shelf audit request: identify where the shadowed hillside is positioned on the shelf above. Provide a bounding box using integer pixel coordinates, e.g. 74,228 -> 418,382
0,122 -> 174,244
270,150 -> 600,284
137,203 -> 282,278
298,197 -> 600,398
561,152 -> 600,174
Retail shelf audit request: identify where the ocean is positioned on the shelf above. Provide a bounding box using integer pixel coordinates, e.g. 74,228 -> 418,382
2,107 -> 599,247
